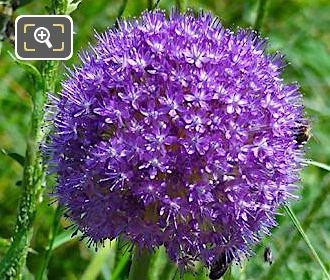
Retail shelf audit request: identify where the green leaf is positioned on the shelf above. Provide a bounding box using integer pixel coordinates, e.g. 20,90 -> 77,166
66,0 -> 82,14
52,229 -> 82,250
284,205 -> 330,280
1,149 -> 25,166
7,51 -> 43,92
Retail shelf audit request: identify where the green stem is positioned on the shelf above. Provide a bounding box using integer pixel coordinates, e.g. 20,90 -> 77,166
305,160 -> 330,172
254,0 -> 270,32
0,1 -> 67,279
36,205 -> 63,280
128,246 -> 153,280
284,205 -> 330,279
0,63 -> 45,280
262,175 -> 330,279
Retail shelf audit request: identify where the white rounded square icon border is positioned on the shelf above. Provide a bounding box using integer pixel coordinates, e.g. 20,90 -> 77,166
15,15 -> 73,61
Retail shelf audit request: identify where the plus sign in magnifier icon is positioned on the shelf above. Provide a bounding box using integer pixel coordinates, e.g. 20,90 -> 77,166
34,27 -> 53,48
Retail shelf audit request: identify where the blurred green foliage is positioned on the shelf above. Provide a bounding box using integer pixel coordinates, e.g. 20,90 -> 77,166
0,0 -> 329,279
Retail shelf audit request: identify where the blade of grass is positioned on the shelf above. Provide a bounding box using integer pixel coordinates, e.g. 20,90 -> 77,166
128,247 -> 153,280
284,205 -> 330,279
36,205 -> 63,280
148,246 -> 168,280
81,241 -> 115,280
262,174 -> 330,279
110,246 -> 131,280
102,244 -> 116,280
305,160 -> 330,172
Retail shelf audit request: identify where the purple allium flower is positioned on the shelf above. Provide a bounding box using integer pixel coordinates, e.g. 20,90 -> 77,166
48,10 -> 306,270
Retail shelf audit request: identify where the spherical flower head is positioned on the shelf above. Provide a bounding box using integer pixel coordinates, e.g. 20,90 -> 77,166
48,10 -> 306,270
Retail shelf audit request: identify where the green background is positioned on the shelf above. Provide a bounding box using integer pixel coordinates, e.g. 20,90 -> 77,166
0,0 -> 329,279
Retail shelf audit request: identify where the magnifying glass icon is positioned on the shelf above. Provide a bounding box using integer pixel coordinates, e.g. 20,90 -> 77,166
34,27 -> 53,48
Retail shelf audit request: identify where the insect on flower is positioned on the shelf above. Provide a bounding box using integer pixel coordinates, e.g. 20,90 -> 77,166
263,246 -> 273,265
295,122 -> 312,146
209,252 -> 233,280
